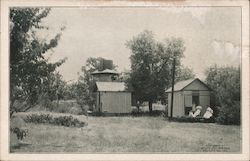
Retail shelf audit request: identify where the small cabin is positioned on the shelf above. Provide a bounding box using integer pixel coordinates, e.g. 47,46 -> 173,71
165,78 -> 212,117
93,81 -> 132,113
91,59 -> 132,114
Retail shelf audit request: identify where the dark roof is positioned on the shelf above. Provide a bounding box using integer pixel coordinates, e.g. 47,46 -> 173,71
165,78 -> 212,93
91,69 -> 118,75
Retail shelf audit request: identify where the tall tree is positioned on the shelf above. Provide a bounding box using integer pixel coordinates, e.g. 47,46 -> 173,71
126,30 -> 187,113
205,65 -> 240,124
10,8 -> 66,117
205,65 -> 240,106
175,66 -> 195,82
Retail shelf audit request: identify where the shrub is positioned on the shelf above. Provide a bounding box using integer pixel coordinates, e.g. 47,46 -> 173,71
205,66 -> 240,125
215,102 -> 240,125
24,113 -> 86,127
10,127 -> 28,140
25,113 -> 53,124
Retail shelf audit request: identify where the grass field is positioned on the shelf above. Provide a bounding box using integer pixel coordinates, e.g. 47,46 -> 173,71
10,112 -> 241,153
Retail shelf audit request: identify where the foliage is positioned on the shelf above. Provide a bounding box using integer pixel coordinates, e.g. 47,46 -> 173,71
126,30 -> 192,112
44,100 -> 83,115
10,127 -> 28,140
175,66 -> 195,82
24,113 -> 86,127
38,72 -> 67,109
215,102 -> 240,125
10,8 -> 66,117
205,65 -> 240,125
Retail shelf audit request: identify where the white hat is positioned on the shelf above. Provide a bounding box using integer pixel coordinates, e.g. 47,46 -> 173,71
207,107 -> 213,113
196,106 -> 202,109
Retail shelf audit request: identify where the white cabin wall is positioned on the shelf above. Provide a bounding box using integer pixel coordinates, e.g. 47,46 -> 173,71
168,91 -> 184,117
101,92 -> 132,113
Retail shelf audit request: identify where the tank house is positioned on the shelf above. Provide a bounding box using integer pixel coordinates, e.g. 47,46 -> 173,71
91,59 -> 132,114
165,78 -> 212,117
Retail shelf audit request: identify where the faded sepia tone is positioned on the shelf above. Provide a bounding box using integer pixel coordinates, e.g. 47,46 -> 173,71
0,0 -> 249,161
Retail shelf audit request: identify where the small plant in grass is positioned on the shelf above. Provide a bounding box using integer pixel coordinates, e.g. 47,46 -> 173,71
10,127 -> 28,140
24,113 -> 86,127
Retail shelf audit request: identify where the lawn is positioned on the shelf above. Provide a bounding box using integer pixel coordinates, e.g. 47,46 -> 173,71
10,112 -> 241,153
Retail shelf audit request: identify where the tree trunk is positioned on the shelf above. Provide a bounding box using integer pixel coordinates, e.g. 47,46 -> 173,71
149,101 -> 153,114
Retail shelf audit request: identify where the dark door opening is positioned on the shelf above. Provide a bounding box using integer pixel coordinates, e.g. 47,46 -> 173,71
192,95 -> 199,106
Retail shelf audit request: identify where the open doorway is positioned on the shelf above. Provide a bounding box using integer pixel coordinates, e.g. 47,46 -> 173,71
192,95 -> 199,106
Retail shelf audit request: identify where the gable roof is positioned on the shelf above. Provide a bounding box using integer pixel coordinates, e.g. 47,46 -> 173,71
91,69 -> 118,75
165,78 -> 212,93
95,81 -> 128,92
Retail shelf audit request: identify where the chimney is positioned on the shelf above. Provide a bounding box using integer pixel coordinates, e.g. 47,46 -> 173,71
99,59 -> 113,71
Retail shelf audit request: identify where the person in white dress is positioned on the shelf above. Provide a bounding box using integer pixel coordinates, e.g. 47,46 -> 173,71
203,107 -> 213,119
189,105 -> 202,118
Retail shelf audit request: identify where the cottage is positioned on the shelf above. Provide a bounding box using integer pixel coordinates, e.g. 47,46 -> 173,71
91,60 -> 132,114
93,81 -> 132,113
166,78 -> 212,117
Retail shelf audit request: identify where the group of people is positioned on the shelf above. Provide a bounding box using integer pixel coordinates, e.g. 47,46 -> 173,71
189,104 -> 213,119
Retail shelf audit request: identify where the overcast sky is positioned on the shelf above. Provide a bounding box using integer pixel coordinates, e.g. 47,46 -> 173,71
39,7 -> 241,82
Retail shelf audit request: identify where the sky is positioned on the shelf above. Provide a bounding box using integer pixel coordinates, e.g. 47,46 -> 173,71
38,7 -> 241,82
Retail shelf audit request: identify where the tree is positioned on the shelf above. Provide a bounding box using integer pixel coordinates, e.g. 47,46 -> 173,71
205,65 -> 240,124
205,65 -> 240,106
39,72 -> 67,108
126,30 -> 187,113
10,8 -> 66,117
75,57 -> 117,112
175,66 -> 195,82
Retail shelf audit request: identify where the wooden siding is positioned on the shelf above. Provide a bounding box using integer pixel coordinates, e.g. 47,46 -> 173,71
184,92 -> 210,115
199,94 -> 210,115
184,95 -> 192,107
100,92 -> 132,113
168,91 -> 184,117
183,79 -> 210,91
168,90 -> 211,117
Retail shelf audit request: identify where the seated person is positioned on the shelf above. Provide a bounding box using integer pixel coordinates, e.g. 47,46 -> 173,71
203,107 -> 213,119
188,103 -> 196,117
189,106 -> 202,118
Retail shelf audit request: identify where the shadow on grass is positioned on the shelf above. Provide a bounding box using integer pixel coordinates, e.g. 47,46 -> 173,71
131,110 -> 165,117
90,110 -> 166,117
167,116 -> 215,123
11,142 -> 32,151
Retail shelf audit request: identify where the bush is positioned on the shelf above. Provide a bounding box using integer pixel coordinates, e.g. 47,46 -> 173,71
25,113 -> 53,124
215,102 -> 240,125
10,127 -> 28,140
24,113 -> 86,127
205,66 -> 240,125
